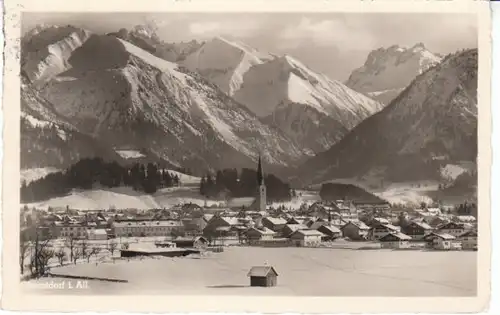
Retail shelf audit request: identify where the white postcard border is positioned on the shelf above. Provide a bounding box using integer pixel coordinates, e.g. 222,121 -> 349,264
2,0 -> 492,313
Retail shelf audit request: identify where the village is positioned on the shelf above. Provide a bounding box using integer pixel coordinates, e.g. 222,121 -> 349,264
21,196 -> 478,256
19,158 -> 478,294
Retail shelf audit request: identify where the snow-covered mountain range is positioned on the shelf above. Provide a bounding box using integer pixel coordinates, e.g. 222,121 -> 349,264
21,27 -> 313,175
345,43 -> 442,104
21,25 -> 92,87
108,25 -> 203,63
21,23 -> 476,192
296,49 -> 478,186
183,37 -> 384,153
20,24 -> 387,174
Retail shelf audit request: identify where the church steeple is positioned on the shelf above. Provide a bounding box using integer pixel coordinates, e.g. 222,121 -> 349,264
257,155 -> 264,186
256,154 -> 266,212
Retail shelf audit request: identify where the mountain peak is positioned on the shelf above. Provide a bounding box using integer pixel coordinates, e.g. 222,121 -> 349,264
130,24 -> 160,41
299,49 -> 478,187
182,36 -> 272,95
345,42 -> 442,104
411,42 -> 427,50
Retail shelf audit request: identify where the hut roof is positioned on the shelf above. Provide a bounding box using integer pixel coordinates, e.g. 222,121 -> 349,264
247,266 -> 278,277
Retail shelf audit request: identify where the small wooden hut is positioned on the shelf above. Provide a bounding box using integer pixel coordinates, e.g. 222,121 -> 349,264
247,266 -> 278,287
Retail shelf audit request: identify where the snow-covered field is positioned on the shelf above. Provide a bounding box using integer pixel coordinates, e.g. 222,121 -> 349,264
164,171 -> 201,185
23,186 -> 221,211
24,247 -> 476,296
22,179 -> 441,211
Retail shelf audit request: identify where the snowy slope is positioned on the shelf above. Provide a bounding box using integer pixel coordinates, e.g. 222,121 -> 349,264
183,39 -> 383,154
27,33 -> 307,174
23,186 -> 218,211
236,55 -> 384,153
21,25 -> 92,86
297,49 -> 478,186
182,36 -> 274,95
346,43 -> 442,104
236,55 -> 383,117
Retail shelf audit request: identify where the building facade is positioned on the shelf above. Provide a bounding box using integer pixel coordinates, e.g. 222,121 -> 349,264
458,230 -> 478,250
289,230 -> 324,247
113,220 -> 184,237
379,232 -> 412,249
341,221 -> 370,240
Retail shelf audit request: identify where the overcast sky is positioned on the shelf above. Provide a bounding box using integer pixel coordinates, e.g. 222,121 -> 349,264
23,13 -> 477,81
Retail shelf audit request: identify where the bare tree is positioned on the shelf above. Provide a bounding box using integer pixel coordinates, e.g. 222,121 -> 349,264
31,242 -> 54,278
90,246 -> 102,264
38,248 -> 55,276
107,241 -> 118,256
72,248 -> 82,264
64,237 -> 76,262
55,249 -> 66,266
121,242 -> 130,250
80,239 -> 90,262
30,238 -> 54,278
19,235 -> 31,275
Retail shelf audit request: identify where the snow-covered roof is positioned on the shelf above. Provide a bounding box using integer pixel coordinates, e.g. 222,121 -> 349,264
247,266 -> 278,277
284,224 -> 309,232
87,229 -> 107,235
456,215 -> 476,222
427,232 -> 456,240
264,217 -> 287,225
292,229 -> 325,237
410,221 -> 433,230
220,216 -> 240,226
379,232 -> 412,241
458,230 -> 478,238
113,220 -> 183,228
248,227 -> 276,235
319,225 -> 341,234
342,220 -> 370,230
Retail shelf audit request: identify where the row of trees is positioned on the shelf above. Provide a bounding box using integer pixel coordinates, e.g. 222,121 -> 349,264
199,168 -> 292,202
21,158 -> 181,202
20,235 -> 128,278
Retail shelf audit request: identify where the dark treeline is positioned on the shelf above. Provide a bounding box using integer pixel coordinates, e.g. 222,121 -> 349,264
21,157 -> 180,203
199,168 -> 293,202
319,183 -> 386,203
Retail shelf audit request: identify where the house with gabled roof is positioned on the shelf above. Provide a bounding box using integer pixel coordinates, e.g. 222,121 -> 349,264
281,224 -> 309,237
340,221 -> 370,240
402,221 -> 433,239
289,229 -> 324,247
203,216 -> 242,239
423,232 -> 460,250
261,216 -> 287,232
437,221 -> 472,237
247,266 -> 278,287
317,224 -> 342,241
379,232 -> 412,249
246,226 -> 276,244
458,230 -> 477,250
367,223 -> 400,240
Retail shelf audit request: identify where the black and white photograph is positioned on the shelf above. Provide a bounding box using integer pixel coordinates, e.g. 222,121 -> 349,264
1,0 -> 492,313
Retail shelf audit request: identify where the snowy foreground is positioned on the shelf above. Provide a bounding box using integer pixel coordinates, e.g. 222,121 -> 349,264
24,247 -> 476,296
